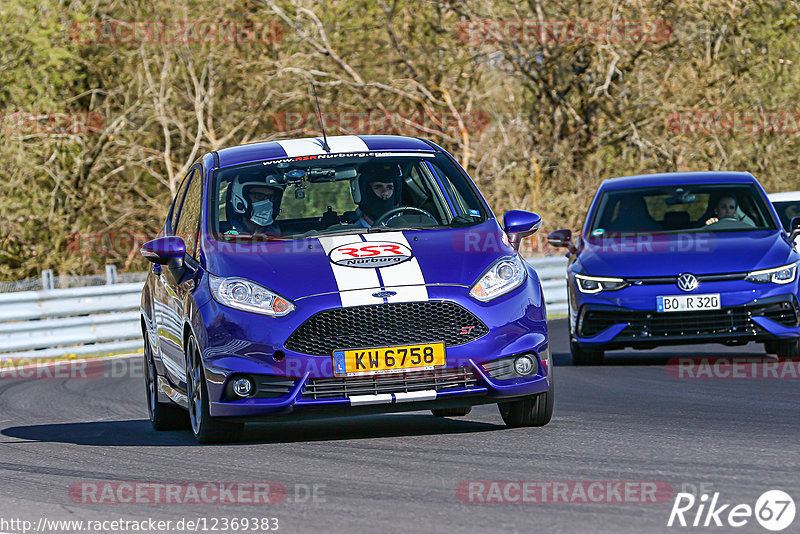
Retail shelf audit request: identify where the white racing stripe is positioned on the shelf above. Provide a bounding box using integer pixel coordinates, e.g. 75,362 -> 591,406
363,232 -> 429,303
276,136 -> 369,157
318,235 -> 381,307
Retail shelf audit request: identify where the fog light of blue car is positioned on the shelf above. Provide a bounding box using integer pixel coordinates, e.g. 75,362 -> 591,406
514,355 -> 535,376
233,377 -> 253,397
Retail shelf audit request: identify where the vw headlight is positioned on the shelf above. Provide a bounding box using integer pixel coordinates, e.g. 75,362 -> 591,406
469,255 -> 526,302
575,274 -> 628,294
209,275 -> 295,316
746,263 -> 797,284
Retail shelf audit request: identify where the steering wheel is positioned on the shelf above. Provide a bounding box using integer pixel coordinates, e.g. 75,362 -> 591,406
371,206 -> 437,227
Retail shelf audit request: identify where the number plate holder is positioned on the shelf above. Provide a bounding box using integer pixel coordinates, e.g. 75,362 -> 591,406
656,293 -> 721,312
332,342 -> 446,377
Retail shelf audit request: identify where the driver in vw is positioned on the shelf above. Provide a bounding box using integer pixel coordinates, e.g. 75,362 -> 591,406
227,175 -> 284,235
353,162 -> 403,228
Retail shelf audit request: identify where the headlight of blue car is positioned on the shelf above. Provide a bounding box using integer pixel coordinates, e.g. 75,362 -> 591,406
209,275 -> 296,316
470,255 -> 526,302
575,274 -> 629,294
745,262 -> 797,284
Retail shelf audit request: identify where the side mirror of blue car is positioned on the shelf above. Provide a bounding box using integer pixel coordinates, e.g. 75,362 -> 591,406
790,216 -> 800,243
141,236 -> 186,266
503,210 -> 542,251
547,229 -> 579,255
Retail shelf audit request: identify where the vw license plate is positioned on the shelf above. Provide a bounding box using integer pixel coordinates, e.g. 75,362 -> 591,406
332,342 -> 445,377
657,293 -> 720,312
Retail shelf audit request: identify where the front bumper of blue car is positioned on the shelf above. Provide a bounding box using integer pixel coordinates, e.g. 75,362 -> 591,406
207,358 -> 550,421
192,280 -> 552,420
572,293 -> 800,350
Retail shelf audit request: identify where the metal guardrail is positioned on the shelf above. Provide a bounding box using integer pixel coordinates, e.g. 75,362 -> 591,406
0,256 -> 569,360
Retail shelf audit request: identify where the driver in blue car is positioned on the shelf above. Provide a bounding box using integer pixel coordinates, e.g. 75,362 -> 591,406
227,177 -> 284,235
354,162 -> 403,227
705,194 -> 755,227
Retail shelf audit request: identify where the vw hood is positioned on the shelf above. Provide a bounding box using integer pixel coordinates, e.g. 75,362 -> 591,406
577,230 -> 796,277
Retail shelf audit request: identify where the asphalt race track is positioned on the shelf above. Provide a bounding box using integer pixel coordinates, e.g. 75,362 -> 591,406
0,319 -> 798,534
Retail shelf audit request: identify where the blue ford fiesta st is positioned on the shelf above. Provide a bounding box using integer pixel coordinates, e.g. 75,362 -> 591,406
140,135 -> 552,442
548,172 -> 800,365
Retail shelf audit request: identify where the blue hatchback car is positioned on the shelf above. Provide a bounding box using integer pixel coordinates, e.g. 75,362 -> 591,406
140,135 -> 552,442
547,172 -> 800,365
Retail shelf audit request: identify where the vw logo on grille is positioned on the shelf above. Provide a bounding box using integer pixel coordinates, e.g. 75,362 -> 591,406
676,273 -> 698,292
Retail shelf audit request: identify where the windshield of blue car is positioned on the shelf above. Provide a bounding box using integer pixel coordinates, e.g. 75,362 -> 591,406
587,184 -> 778,237
208,152 -> 488,240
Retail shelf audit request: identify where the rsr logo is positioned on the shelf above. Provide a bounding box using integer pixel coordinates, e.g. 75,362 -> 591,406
329,241 -> 413,268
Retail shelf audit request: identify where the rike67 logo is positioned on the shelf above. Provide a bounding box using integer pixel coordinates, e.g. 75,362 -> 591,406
668,490 -> 796,531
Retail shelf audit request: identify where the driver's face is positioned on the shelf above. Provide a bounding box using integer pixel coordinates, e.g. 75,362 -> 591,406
715,197 -> 737,219
370,181 -> 394,200
247,186 -> 276,203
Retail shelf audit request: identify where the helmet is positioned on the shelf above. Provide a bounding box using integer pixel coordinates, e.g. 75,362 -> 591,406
231,174 -> 285,219
353,161 -> 403,220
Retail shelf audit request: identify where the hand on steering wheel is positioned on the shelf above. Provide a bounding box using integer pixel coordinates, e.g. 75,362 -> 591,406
371,206 -> 437,227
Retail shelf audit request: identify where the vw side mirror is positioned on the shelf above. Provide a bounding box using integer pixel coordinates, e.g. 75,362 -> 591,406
547,229 -> 578,254
790,216 -> 800,243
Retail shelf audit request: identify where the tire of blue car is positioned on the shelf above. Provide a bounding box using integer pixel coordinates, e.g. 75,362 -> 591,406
143,337 -> 189,431
775,338 -> 800,361
570,340 -> 605,366
497,382 -> 554,428
431,407 -> 472,417
186,335 -> 244,444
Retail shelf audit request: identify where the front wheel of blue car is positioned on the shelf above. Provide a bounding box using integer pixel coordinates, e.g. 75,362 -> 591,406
498,384 -> 554,428
431,407 -> 472,417
186,336 -> 244,444
570,340 -> 604,365
144,338 -> 189,431
775,339 -> 800,360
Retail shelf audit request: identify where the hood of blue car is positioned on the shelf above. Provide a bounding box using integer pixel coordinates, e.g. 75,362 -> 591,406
577,230 -> 795,277
201,221 -> 515,301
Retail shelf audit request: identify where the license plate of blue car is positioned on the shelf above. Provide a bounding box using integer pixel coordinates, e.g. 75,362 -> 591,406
657,294 -> 721,312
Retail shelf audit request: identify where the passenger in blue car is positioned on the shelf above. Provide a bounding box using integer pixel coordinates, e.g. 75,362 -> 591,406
353,162 -> 403,227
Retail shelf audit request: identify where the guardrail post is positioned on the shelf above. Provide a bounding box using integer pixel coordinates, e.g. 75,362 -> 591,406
105,264 -> 118,285
41,269 -> 54,291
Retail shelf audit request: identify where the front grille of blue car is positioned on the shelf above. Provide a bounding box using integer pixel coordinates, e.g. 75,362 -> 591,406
285,301 -> 489,356
579,299 -> 798,339
302,366 -> 477,400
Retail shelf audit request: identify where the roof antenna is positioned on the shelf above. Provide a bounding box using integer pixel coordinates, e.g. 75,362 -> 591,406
312,83 -> 331,153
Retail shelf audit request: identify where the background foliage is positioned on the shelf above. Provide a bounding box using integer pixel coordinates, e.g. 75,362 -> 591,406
2,0 -> 799,279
